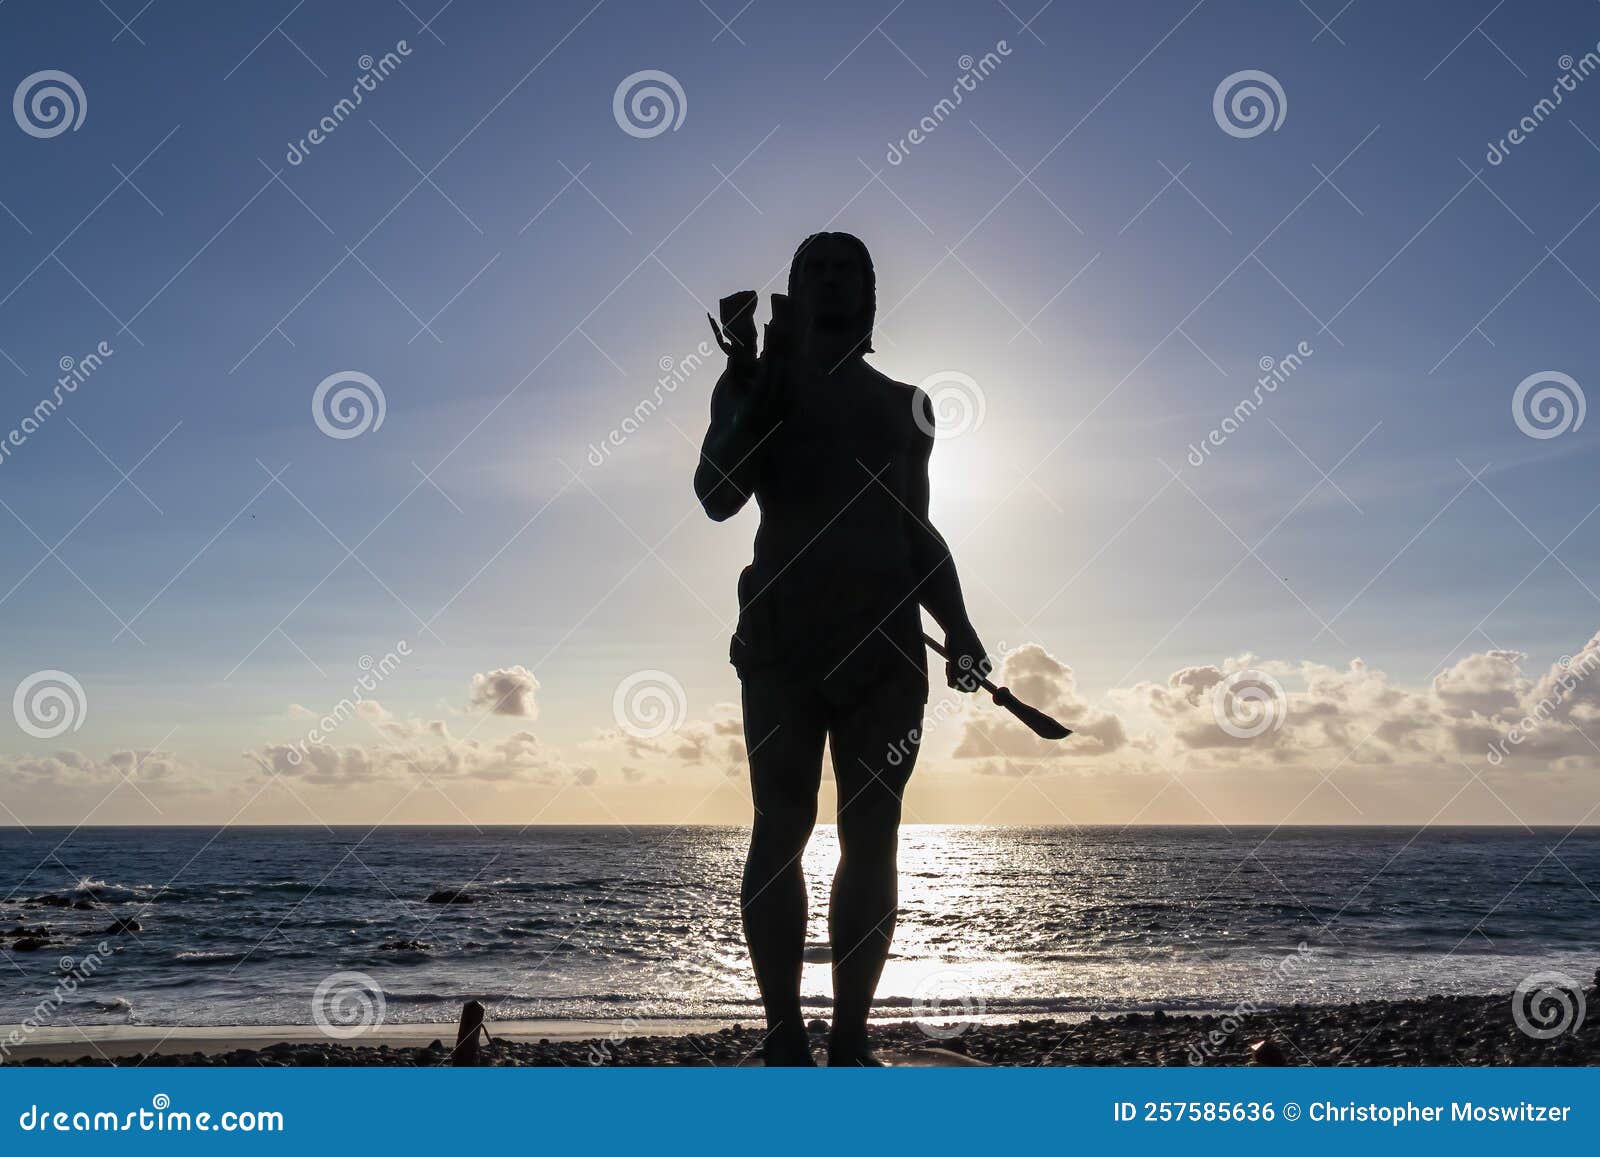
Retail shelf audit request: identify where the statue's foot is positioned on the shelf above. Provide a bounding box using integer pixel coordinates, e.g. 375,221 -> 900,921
827,1039 -> 886,1067
762,1046 -> 817,1067
760,1034 -> 817,1067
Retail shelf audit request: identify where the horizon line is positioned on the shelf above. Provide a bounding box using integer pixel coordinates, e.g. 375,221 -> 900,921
2,821 -> 1593,831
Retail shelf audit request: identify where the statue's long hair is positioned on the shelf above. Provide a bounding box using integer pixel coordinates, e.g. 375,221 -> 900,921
785,232 -> 875,356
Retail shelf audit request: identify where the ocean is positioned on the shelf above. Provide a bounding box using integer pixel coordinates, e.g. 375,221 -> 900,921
2,826 -> 1596,1028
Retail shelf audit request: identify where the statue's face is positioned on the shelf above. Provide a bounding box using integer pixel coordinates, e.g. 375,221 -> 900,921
797,236 -> 865,329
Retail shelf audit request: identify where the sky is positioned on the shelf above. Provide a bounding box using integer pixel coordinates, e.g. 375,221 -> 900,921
1,0 -> 1599,827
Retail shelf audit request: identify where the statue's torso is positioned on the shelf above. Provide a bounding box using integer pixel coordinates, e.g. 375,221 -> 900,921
732,359 -> 927,699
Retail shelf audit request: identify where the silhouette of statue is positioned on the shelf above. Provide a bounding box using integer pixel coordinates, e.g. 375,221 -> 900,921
696,233 -> 992,1066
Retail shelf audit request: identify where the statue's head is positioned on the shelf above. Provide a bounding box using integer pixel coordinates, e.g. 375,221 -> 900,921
786,232 -> 875,355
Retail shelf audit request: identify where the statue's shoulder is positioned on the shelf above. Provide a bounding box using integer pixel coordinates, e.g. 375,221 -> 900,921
861,361 -> 920,398
858,363 -> 930,443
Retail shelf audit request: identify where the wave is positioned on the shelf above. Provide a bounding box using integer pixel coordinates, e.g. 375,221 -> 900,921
348,991 -> 1277,1016
378,990 -> 657,1008
174,950 -> 248,965
71,877 -> 151,900
380,990 -> 533,1007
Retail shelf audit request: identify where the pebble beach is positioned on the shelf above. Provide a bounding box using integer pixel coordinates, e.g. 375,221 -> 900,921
11,987 -> 1598,1067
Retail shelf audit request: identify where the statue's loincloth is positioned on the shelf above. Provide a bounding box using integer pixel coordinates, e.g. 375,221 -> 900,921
731,561 -> 927,705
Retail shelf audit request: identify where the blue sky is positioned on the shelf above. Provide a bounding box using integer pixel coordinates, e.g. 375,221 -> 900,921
1,0 -> 1598,825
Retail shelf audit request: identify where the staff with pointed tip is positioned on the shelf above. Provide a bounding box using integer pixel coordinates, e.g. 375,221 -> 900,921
923,633 -> 1072,740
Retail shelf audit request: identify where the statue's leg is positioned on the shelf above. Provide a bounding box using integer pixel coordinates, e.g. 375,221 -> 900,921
825,683 -> 922,1064
740,675 -> 826,1064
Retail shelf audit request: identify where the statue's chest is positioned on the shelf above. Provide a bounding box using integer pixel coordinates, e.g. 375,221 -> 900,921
779,376 -> 910,471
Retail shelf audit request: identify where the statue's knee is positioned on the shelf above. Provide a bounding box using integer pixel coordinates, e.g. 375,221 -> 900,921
836,804 -> 901,861
752,806 -> 815,857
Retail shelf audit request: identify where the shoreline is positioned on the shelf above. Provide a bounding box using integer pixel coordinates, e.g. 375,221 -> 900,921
6,988 -> 1597,1066
1,1018 -> 732,1062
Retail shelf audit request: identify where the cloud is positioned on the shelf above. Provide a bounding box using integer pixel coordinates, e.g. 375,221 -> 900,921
468,666 -> 539,717
1479,630 -> 1600,765
247,668 -> 662,799
0,748 -> 198,792
1433,649 -> 1528,719
247,726 -> 589,786
938,628 -> 1600,780
584,702 -> 747,778
1109,630 -> 1600,772
1526,630 -> 1600,725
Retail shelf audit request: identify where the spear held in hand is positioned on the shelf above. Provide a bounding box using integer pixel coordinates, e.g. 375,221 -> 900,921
924,633 -> 1072,741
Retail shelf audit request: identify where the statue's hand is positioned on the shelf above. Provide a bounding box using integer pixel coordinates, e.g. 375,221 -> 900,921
944,623 -> 993,693
708,291 -> 758,366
